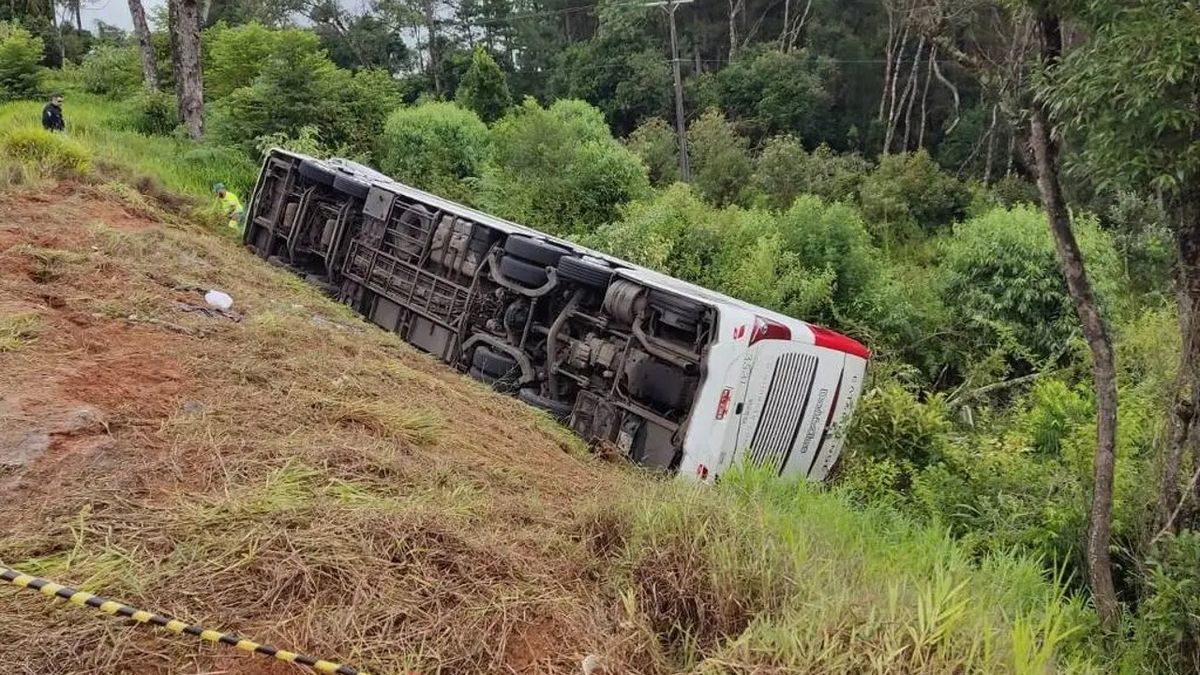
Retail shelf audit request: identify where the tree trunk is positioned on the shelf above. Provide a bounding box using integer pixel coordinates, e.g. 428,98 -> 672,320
423,0 -> 442,95
1162,186 -> 1200,531
73,0 -> 81,31
128,0 -> 159,91
169,0 -> 204,140
1029,12 -> 1119,631
728,0 -> 742,59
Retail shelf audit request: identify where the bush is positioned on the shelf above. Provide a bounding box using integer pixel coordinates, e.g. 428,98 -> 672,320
80,45 -> 141,97
454,46 -> 511,124
860,149 -> 971,242
377,102 -> 490,201
716,48 -> 837,145
753,137 -> 870,210
481,98 -> 649,234
585,183 -> 723,284
774,195 -> 879,309
687,108 -> 752,207
938,205 -> 1123,377
0,126 -> 90,175
625,116 -> 678,187
0,22 -> 43,101
130,89 -> 176,136
1127,531 -> 1200,673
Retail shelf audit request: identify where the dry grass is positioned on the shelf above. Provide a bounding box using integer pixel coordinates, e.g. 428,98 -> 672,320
0,181 -> 621,675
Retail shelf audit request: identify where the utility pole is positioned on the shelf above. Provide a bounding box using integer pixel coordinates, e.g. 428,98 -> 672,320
646,0 -> 692,181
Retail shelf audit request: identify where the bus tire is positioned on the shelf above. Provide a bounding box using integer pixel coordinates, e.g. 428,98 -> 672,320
505,235 -> 568,266
298,159 -> 337,187
499,255 -> 549,287
518,387 -> 573,420
468,366 -> 497,385
472,346 -> 517,377
332,173 -> 370,200
557,256 -> 612,289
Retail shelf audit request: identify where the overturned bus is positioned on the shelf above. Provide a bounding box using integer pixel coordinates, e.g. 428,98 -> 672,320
242,150 -> 869,483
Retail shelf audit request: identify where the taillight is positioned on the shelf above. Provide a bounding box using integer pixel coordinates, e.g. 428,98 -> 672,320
749,316 -> 792,346
809,324 -> 871,359
696,463 -> 709,480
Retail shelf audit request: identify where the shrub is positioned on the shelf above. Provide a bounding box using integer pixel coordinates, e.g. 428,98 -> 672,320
376,102 -> 490,201
625,116 -> 678,187
80,45 -> 141,97
0,126 -> 90,176
687,108 -> 752,207
774,195 -> 879,310
481,98 -> 649,234
753,137 -> 870,210
0,22 -> 43,101
1127,531 -> 1200,672
130,89 -> 176,136
585,183 -> 723,283
326,67 -> 401,161
860,149 -> 971,242
938,204 -> 1123,376
454,46 -> 511,124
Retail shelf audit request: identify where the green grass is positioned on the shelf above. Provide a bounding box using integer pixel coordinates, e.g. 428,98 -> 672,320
586,464 -> 1104,673
0,93 -> 256,199
0,311 -> 41,351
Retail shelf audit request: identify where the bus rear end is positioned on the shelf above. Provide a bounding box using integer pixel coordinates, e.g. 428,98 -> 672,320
680,312 -> 867,483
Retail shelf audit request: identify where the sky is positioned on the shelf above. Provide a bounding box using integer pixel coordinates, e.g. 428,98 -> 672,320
77,0 -> 166,31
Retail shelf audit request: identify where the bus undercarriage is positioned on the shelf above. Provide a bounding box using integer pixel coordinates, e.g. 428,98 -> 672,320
244,152 -> 715,471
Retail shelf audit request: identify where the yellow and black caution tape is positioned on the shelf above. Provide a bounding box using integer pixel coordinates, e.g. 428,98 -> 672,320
0,565 -> 372,675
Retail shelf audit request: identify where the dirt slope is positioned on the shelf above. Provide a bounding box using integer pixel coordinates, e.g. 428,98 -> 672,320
0,182 -> 632,674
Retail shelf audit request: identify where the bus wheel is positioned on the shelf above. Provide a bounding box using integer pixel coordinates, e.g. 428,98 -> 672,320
557,256 -> 613,289
505,235 -> 569,266
499,255 -> 549,287
518,387 -> 573,420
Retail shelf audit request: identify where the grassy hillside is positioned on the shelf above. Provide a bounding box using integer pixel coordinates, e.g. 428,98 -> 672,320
0,99 -> 1107,674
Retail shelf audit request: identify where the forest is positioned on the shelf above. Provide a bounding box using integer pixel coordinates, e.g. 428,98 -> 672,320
0,0 -> 1197,670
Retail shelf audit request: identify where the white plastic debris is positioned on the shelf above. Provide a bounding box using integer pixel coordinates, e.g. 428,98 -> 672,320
204,290 -> 233,311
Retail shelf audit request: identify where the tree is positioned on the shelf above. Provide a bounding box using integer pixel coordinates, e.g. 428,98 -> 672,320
377,102 -> 490,200
80,46 -> 141,96
1028,10 -> 1118,628
0,22 -> 42,101
716,48 -> 837,145
626,117 -> 678,187
128,0 -> 158,90
169,0 -> 204,140
1049,0 -> 1200,537
859,149 -> 970,242
752,137 -> 871,210
481,98 -> 650,235
938,204 -> 1121,381
687,108 -> 751,207
455,46 -> 511,124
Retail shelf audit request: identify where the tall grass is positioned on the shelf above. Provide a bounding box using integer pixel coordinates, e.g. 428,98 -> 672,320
0,94 -> 256,198
586,464 -> 1103,673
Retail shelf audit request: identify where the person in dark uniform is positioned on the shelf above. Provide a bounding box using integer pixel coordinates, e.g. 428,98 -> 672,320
41,94 -> 64,132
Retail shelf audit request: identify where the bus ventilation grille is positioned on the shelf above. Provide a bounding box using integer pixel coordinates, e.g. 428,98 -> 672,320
747,352 -> 819,474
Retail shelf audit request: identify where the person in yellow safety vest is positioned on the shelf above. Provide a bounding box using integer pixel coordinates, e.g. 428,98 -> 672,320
213,182 -> 244,233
